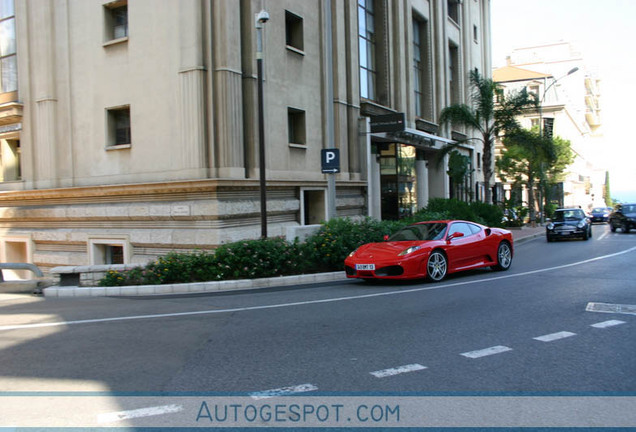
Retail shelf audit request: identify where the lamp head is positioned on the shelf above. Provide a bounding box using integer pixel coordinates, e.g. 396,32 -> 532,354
255,10 -> 270,25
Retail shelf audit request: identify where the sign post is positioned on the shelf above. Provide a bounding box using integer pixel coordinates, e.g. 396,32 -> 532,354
321,149 -> 340,220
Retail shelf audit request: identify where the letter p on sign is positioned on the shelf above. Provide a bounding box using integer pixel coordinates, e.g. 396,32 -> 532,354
321,149 -> 340,174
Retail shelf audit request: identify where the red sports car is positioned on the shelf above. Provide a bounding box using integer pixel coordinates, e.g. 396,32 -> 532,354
344,220 -> 513,282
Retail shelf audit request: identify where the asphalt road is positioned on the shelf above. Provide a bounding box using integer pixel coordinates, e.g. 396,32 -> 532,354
1,224 -> 635,427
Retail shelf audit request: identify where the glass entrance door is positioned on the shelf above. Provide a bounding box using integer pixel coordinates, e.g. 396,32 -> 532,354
379,144 -> 417,220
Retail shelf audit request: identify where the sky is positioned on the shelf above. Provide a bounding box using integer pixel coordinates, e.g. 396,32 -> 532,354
490,0 -> 636,203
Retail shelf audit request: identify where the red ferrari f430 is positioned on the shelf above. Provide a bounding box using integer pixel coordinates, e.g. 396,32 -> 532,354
344,220 -> 513,282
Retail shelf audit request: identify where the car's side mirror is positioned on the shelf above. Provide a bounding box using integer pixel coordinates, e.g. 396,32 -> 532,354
447,232 -> 464,242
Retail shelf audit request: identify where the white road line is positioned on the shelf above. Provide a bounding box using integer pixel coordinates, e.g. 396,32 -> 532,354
533,331 -> 577,342
97,404 -> 183,424
591,320 -> 626,328
586,302 -> 636,316
370,363 -> 427,378
2,246 -> 635,332
597,231 -> 609,241
461,345 -> 512,359
249,383 -> 318,400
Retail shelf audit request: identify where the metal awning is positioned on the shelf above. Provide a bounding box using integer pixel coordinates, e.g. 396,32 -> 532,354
370,127 -> 455,150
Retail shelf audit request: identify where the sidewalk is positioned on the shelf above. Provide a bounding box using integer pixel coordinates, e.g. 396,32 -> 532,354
508,224 -> 546,244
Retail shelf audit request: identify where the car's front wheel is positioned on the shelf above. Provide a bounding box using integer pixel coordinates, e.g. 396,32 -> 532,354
623,222 -> 631,234
493,241 -> 512,271
427,250 -> 447,282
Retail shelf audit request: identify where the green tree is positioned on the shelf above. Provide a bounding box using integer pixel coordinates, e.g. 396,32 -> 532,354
543,135 -> 575,214
496,128 -> 556,225
439,69 -> 537,204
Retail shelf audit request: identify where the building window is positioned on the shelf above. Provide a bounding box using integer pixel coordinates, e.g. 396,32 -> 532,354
473,25 -> 478,42
448,43 -> 460,104
104,0 -> 128,42
0,236 -> 31,280
285,10 -> 304,52
89,238 -> 129,265
0,0 -> 17,94
358,0 -> 377,101
447,0 -> 459,24
288,108 -> 306,145
413,16 -> 432,120
107,106 -> 131,147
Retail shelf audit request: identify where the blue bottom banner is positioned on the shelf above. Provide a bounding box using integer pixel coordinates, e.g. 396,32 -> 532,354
1,394 -> 635,428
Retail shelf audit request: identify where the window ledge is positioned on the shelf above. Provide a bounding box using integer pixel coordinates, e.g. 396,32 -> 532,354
286,45 -> 306,56
289,143 -> 307,149
103,36 -> 129,48
106,144 -> 131,151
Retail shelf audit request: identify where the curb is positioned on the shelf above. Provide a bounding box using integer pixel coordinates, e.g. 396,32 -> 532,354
43,271 -> 348,298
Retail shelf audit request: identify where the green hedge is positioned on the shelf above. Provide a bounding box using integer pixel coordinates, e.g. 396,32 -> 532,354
98,199 -> 504,286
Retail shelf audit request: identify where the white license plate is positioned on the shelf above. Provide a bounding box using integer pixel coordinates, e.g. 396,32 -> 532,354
356,264 -> 375,271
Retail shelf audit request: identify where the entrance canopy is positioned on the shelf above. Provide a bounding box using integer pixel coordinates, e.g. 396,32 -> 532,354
369,113 -> 455,150
371,127 -> 455,150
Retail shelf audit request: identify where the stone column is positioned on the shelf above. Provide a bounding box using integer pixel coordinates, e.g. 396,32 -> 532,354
416,157 -> 429,209
212,0 -> 245,178
179,0 -> 208,177
30,0 -> 57,188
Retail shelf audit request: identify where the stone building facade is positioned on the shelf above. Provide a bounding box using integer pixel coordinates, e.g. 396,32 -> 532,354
0,0 -> 491,277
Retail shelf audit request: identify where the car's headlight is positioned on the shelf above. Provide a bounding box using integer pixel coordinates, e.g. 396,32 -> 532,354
547,223 -> 554,230
348,248 -> 359,258
398,245 -> 422,256
577,220 -> 587,229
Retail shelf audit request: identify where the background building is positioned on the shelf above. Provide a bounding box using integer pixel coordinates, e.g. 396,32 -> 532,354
0,0 -> 491,277
493,41 -> 606,213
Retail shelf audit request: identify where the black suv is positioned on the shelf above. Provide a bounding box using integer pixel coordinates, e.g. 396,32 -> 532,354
609,203 -> 636,233
546,208 -> 592,242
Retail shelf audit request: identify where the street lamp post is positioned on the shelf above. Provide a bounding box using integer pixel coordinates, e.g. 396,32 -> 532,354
538,66 -> 579,225
256,10 -> 269,238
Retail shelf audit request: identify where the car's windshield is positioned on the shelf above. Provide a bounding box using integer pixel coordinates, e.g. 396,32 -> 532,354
623,204 -> 636,213
388,223 -> 447,241
592,207 -> 604,213
553,210 -> 584,221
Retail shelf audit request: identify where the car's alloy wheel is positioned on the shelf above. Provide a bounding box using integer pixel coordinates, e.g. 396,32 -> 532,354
494,242 -> 512,271
427,251 -> 447,282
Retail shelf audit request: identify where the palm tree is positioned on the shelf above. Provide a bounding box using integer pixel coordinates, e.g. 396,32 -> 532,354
496,128 -> 556,225
438,69 -> 536,204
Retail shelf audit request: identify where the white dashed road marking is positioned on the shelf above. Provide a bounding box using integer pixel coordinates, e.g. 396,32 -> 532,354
533,331 -> 577,342
591,320 -> 626,328
98,404 -> 184,424
249,383 -> 318,400
460,345 -> 512,359
370,363 -> 427,378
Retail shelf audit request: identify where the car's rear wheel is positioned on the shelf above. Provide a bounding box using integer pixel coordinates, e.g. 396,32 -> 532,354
493,241 -> 512,271
610,223 -> 617,232
623,222 -> 631,233
427,250 -> 447,282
